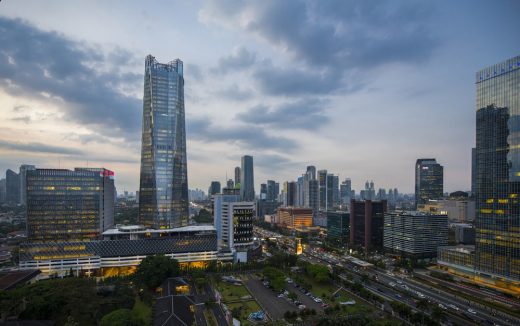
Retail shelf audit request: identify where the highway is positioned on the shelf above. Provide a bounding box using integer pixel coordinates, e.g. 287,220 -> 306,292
254,226 -> 520,326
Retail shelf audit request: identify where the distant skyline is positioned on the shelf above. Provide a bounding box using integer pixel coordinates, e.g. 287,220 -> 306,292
1,0 -> 519,194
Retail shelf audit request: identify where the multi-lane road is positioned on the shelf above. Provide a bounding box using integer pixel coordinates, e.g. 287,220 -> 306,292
254,226 -> 520,326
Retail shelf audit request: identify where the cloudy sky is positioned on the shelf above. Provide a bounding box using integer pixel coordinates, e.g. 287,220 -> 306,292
1,0 -> 519,194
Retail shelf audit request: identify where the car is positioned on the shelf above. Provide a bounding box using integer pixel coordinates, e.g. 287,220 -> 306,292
321,303 -> 329,308
438,304 -> 447,310
417,293 -> 426,299
314,298 -> 323,303
395,294 -> 402,298
448,304 -> 460,311
278,294 -> 284,298
298,304 -> 306,310
389,282 -> 396,287
396,280 -> 403,284
467,308 -> 477,315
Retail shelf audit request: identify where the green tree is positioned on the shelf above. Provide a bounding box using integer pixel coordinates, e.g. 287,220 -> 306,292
134,255 -> 180,291
100,309 -> 139,326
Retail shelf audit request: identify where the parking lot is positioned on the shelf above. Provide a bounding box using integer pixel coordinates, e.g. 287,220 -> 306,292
242,275 -> 296,320
285,282 -> 324,312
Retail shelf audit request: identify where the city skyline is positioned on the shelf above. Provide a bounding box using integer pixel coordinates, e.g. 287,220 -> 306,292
1,1 -> 520,194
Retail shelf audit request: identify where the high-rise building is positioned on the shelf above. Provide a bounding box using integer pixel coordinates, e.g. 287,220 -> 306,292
240,155 -> 255,201
283,181 -> 297,207
26,168 -> 115,242
415,159 -> 443,208
384,211 -> 448,259
475,55 -> 520,284
5,169 -> 19,205
471,147 -> 476,197
260,183 -> 267,200
318,170 -> 327,210
19,164 -> 35,206
213,194 -> 254,251
234,166 -> 241,187
274,182 -> 280,201
266,180 -> 276,201
327,211 -> 349,245
340,178 -> 352,205
0,178 -> 6,204
350,200 -> 387,251
296,176 -> 304,207
227,179 -> 234,189
306,166 -> 316,180
209,181 -> 221,196
138,55 -> 189,229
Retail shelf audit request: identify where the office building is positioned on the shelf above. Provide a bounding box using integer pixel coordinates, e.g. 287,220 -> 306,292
213,194 -> 254,253
19,164 -> 35,206
260,183 -> 267,200
318,170 -> 327,210
296,176 -> 304,207
278,207 -> 313,231
350,200 -> 387,250
240,155 -> 255,201
266,180 -> 276,201
327,211 -> 349,245
26,168 -> 115,242
209,181 -> 221,196
234,166 -> 241,186
361,180 -> 376,201
451,223 -> 475,245
383,211 -> 448,259
340,178 -> 352,205
283,181 -> 297,207
306,166 -> 316,180
326,174 -> 338,209
6,169 -> 19,205
415,159 -> 443,208
19,225 -> 221,277
226,179 -> 234,189
138,55 -> 189,229
256,200 -> 279,218
0,178 -> 5,203
471,147 -> 476,196
475,55 -> 520,285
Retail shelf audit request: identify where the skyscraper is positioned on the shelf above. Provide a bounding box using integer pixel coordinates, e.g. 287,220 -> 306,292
5,169 -> 19,205
415,159 -> 443,208
471,147 -> 476,197
19,164 -> 35,206
318,170 -> 327,210
240,155 -> 255,201
266,180 -> 276,201
139,55 -> 189,229
234,167 -> 241,187
340,178 -> 352,205
209,181 -> 221,196
475,55 -> 520,283
350,200 -> 387,251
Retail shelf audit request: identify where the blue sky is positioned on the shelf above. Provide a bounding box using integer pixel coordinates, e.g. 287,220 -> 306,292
0,0 -> 519,194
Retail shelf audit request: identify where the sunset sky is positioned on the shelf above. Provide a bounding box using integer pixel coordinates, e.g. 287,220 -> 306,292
1,0 -> 519,194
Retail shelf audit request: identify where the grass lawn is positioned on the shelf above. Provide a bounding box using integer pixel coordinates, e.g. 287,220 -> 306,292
214,279 -> 250,302
132,297 -> 152,325
227,300 -> 262,325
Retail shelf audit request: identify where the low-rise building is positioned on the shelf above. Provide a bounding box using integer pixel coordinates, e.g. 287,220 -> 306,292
278,207 -> 313,231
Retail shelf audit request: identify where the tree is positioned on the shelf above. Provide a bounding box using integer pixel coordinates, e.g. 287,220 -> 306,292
134,255 -> 180,291
416,298 -> 429,311
100,309 -> 139,326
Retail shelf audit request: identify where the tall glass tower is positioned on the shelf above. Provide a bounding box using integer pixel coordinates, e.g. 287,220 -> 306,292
240,155 -> 255,201
139,55 -> 189,229
475,55 -> 520,284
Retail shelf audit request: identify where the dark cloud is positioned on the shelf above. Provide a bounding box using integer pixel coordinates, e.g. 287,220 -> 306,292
0,17 -> 142,141
0,140 -> 84,155
203,0 -> 436,96
216,84 -> 253,101
213,47 -> 257,74
187,117 -> 297,151
9,116 -> 31,124
237,99 -> 329,129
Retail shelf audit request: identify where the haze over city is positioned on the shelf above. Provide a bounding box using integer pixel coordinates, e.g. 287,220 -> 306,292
1,0 -> 519,193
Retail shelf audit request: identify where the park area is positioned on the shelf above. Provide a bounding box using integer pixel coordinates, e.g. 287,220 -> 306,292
213,276 -> 266,325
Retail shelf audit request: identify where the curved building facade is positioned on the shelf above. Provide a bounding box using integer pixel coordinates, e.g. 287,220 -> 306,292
139,55 -> 189,229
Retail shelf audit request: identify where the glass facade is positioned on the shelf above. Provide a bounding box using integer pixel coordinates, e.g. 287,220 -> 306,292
475,55 -> 520,282
26,168 -> 114,242
240,155 -> 255,201
327,211 -> 349,245
415,158 -> 443,208
139,55 -> 189,229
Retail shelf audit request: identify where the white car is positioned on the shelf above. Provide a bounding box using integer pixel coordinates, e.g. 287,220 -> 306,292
448,304 -> 459,311
438,304 -> 447,310
314,298 -> 322,303
467,308 -> 477,315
